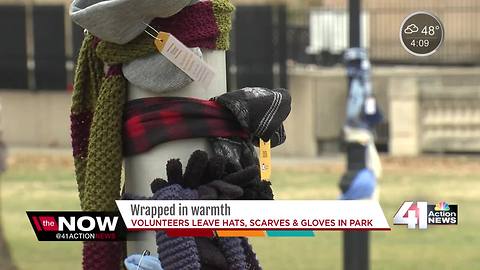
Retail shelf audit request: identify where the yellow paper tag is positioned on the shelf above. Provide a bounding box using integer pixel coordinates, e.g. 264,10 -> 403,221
154,32 -> 170,52
154,31 -> 215,89
259,139 -> 272,180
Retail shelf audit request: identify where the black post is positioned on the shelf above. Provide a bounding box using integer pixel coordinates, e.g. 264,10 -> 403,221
349,0 -> 361,48
343,231 -> 369,270
277,5 -> 288,89
344,1 -> 370,270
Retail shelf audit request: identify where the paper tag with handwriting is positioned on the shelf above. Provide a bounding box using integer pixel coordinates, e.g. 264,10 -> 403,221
154,32 -> 215,89
259,139 -> 272,181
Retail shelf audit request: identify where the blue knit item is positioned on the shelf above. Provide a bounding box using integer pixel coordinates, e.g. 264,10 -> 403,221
340,168 -> 376,200
124,254 -> 163,270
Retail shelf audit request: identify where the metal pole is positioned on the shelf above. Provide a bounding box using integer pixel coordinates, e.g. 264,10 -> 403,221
344,1 -> 370,270
349,0 -> 361,48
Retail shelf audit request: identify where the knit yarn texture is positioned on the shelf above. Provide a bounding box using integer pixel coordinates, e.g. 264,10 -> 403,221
152,185 -> 202,270
71,33 -> 127,270
124,184 -> 262,270
94,0 -> 234,62
150,0 -> 234,50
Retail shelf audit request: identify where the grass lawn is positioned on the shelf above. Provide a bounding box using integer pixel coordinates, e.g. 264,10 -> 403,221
1,152 -> 479,270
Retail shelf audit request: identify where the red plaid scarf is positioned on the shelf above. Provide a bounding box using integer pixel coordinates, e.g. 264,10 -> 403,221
123,97 -> 249,156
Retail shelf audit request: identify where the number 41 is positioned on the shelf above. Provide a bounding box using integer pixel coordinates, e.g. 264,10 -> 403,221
393,201 -> 428,229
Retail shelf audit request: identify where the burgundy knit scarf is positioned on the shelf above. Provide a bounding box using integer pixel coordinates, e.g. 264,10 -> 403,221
123,97 -> 249,156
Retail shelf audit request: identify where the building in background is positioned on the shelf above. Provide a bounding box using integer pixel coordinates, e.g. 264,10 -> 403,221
1,0 -> 480,156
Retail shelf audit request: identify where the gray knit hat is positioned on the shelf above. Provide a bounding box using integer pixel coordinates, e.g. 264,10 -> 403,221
70,0 -> 198,44
122,47 -> 202,93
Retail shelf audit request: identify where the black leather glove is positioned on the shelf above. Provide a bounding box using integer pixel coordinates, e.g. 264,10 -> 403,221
198,180 -> 243,200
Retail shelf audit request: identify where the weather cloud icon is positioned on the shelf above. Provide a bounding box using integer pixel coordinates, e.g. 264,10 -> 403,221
404,24 -> 419,34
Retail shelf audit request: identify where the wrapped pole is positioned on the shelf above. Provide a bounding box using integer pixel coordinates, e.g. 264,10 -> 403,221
69,0 -> 235,268
124,50 -> 227,255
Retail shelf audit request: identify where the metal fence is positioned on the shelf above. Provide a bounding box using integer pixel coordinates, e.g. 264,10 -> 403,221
0,5 -> 77,90
288,0 -> 480,66
1,2 -> 479,91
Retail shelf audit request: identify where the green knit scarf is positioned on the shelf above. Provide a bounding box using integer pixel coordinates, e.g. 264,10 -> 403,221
71,34 -> 126,212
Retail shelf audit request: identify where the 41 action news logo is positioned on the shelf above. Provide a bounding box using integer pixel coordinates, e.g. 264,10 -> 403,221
27,212 -> 127,241
393,201 -> 458,229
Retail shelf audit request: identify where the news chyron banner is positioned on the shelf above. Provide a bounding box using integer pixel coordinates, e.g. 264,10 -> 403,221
116,200 -> 390,237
